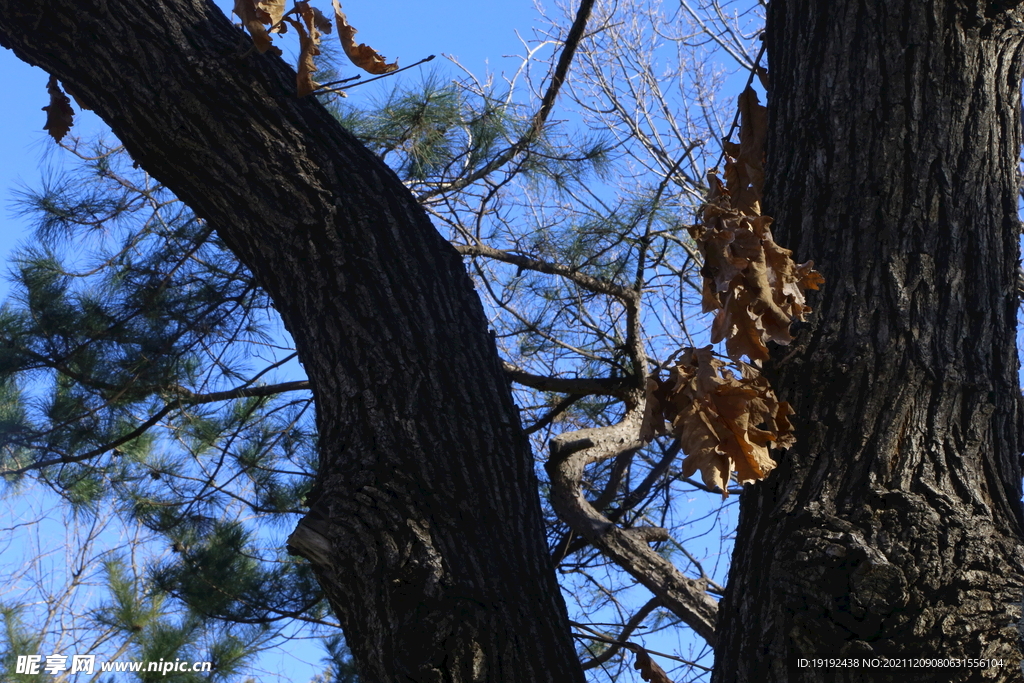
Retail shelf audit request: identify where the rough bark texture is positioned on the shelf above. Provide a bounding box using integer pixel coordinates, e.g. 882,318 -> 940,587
0,2 -> 586,681
713,2 -> 1024,681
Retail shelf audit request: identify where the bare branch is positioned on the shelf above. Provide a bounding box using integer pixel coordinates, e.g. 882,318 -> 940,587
502,360 -> 629,397
524,394 -> 586,435
572,619 -> 713,671
418,0 -> 597,199
456,242 -> 635,300
578,597 -> 662,670
545,397 -> 719,644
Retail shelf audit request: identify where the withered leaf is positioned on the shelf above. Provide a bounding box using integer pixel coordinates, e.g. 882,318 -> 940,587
255,0 -> 286,29
310,5 -> 333,34
287,1 -> 330,97
736,87 -> 767,175
695,180 -> 822,362
640,376 -> 669,442
640,347 -> 792,497
62,83 -> 91,111
697,86 -> 822,361
233,0 -> 282,55
623,643 -> 673,683
711,285 -> 771,362
731,86 -> 768,214
42,76 -> 74,143
332,0 -> 398,74
656,81 -> 819,495
755,66 -> 770,91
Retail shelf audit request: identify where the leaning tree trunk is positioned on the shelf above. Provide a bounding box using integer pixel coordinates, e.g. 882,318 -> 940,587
713,2 -> 1024,681
0,2 -> 586,682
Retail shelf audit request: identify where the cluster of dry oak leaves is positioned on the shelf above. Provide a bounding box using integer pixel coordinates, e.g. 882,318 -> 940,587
640,86 -> 823,499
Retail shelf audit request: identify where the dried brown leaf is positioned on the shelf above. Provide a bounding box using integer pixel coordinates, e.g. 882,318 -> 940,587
658,83 -> 819,494
623,643 -> 673,683
62,83 -> 90,111
42,76 -> 74,143
773,400 -> 796,449
255,0 -> 286,28
695,86 -> 822,361
332,0 -> 398,74
641,347 -> 790,496
736,87 -> 767,178
797,260 -> 825,291
717,87 -> 767,215
233,0 -> 282,54
640,376 -> 670,442
287,2 -> 328,96
711,285 -> 771,362
694,178 -> 822,362
700,277 -> 721,314
311,5 -> 333,34
677,407 -> 731,495
755,66 -> 770,91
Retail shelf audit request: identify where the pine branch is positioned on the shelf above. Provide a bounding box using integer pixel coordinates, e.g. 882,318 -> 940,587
166,380 -> 310,405
417,0 -> 596,200
0,380 -> 310,476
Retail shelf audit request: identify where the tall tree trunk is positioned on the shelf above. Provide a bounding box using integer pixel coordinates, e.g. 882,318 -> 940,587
713,2 -> 1024,681
0,2 -> 586,681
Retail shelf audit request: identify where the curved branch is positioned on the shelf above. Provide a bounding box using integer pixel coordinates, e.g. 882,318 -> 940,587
545,396 -> 718,645
555,440 -> 680,562
571,620 -> 712,671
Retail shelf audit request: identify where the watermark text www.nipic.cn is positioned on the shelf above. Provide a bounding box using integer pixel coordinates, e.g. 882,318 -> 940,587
16,654 -> 214,676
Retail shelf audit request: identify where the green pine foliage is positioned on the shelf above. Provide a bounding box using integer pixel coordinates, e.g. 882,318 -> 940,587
0,137 -> 331,679
0,63 -> 613,680
309,636 -> 360,683
337,73 -> 512,180
334,71 -> 613,188
0,607 -> 46,683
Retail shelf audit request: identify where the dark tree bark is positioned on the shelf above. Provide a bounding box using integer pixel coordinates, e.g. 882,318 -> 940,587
713,1 -> 1024,681
0,2 -> 586,681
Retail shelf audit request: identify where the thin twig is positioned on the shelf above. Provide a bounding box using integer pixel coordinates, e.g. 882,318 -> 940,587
714,36 -> 767,171
313,54 -> 436,93
418,0 -> 596,199
571,620 -> 713,671
579,598 -> 662,671
0,380 -> 310,477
